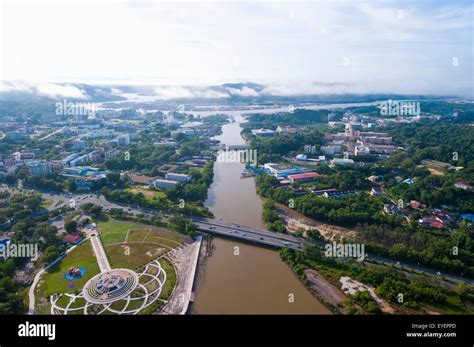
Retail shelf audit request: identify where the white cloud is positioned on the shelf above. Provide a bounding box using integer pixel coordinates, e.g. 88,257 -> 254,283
1,1 -> 472,97
225,86 -> 259,97
35,83 -> 88,99
0,81 -> 88,99
152,86 -> 228,100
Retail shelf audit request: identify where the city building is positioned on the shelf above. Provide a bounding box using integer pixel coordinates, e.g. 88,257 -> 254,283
73,139 -> 87,151
117,133 -> 130,146
287,172 -> 319,183
354,145 -> 370,156
62,153 -> 80,166
152,179 -> 180,189
27,160 -> 54,176
165,173 -> 191,182
13,151 -> 35,162
304,145 -> 317,154
321,146 -> 342,156
263,163 -> 302,178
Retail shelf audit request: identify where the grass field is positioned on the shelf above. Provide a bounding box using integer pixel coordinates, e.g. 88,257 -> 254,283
127,229 -> 149,242
158,258 -> 176,300
105,243 -> 168,269
99,220 -> 138,245
99,220 -> 184,273
126,187 -> 167,202
41,241 -> 100,296
41,198 -> 54,209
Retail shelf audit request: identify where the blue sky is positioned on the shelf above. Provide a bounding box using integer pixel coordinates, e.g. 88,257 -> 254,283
1,0 -> 473,97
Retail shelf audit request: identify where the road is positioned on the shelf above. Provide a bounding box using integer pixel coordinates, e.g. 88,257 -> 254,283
6,187 -> 472,285
191,218 -> 304,251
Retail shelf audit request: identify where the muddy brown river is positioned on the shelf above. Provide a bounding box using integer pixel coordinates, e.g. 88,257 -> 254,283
191,114 -> 329,314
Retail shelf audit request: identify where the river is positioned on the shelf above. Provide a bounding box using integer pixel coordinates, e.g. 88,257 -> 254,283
191,113 -> 330,314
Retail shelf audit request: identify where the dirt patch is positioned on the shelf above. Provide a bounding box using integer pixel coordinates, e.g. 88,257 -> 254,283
427,167 -> 445,176
304,269 -> 346,313
339,276 -> 395,314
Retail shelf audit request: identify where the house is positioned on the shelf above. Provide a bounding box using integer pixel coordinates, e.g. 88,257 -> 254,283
410,200 -> 426,210
418,217 -> 444,229
384,204 -> 403,216
370,187 -> 383,196
64,234 -> 83,244
454,181 -> 472,190
287,172 -> 320,183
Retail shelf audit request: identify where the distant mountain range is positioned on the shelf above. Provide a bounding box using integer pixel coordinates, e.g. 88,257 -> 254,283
0,81 -> 456,113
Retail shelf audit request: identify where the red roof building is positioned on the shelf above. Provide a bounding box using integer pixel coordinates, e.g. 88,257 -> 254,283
64,234 -> 82,244
288,172 -> 320,183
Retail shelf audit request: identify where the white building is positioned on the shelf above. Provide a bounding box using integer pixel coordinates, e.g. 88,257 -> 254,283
165,173 -> 191,182
73,139 -> 86,151
329,158 -> 355,167
152,179 -> 180,189
321,146 -> 342,156
304,145 -> 317,154
354,146 -> 370,156
117,134 -> 130,146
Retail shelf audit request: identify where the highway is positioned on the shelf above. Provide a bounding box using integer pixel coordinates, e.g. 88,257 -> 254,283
4,186 -> 473,285
192,219 -> 304,251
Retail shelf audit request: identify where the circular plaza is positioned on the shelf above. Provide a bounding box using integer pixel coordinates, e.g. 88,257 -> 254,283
82,269 -> 139,304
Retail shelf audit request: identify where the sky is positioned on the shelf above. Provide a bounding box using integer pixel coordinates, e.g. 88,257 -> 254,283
1,0 -> 473,97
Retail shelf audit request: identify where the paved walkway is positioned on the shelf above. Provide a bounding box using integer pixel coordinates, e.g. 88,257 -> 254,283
84,225 -> 111,273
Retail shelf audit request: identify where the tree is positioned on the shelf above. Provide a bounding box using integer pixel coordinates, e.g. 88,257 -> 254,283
64,220 -> 77,233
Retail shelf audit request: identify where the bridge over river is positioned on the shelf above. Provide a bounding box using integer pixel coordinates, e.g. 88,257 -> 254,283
191,217 -> 306,251
190,217 -> 474,285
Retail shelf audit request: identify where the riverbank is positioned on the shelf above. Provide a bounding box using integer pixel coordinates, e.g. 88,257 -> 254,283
159,236 -> 202,314
275,202 -> 357,241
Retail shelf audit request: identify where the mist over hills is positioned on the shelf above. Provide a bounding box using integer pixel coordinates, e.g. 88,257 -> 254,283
0,80 -> 458,116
